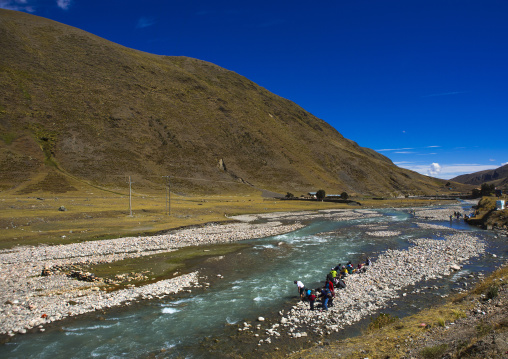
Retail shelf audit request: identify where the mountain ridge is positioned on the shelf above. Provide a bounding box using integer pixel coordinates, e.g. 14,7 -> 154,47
0,9 -> 459,196
451,164 -> 508,188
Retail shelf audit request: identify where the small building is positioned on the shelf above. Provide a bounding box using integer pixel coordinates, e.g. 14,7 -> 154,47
326,194 -> 342,199
496,200 -> 505,210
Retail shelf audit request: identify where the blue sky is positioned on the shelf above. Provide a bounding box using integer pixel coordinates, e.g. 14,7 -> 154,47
2,0 -> 507,179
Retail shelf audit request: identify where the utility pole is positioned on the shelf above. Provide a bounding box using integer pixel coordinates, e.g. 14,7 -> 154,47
126,175 -> 134,216
163,176 -> 171,215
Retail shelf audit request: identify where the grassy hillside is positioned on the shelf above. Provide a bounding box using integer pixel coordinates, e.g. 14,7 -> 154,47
0,9 -> 462,196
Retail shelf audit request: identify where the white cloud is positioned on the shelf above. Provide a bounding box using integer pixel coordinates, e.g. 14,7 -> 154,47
502,162 -> 508,166
0,0 -> 35,12
398,163 -> 498,179
377,145 -> 441,153
376,147 -> 414,152
136,17 -> 156,28
0,0 -> 71,11
428,163 -> 441,176
56,0 -> 71,10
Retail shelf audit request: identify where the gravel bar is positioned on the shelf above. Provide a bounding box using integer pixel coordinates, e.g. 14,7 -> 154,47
262,222 -> 486,342
0,221 -> 304,336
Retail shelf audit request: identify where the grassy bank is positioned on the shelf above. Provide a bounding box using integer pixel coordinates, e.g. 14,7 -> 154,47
0,189 -> 338,249
466,195 -> 508,230
86,242 -> 251,290
0,181 -> 458,250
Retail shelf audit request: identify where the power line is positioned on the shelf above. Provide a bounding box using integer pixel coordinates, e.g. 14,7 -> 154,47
162,176 -> 170,216
169,175 -> 248,185
125,175 -> 135,216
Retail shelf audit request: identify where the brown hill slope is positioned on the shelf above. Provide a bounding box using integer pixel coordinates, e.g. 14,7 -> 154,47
451,164 -> 508,188
0,9 -> 450,196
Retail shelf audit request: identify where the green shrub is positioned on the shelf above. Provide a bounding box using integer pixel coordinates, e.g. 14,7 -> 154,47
476,322 -> 493,338
486,285 -> 498,300
420,344 -> 448,359
452,309 -> 467,320
367,313 -> 398,332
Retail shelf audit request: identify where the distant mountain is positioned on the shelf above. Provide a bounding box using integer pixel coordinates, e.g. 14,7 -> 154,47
0,9 -> 457,196
451,164 -> 508,188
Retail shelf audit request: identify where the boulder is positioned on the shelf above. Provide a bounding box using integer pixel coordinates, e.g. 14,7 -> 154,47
450,264 -> 461,271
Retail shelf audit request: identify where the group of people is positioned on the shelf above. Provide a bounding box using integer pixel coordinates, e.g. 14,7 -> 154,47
294,257 -> 371,311
450,211 -> 463,220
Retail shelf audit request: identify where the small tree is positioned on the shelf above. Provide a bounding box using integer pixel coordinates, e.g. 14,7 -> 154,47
316,189 -> 326,201
481,183 -> 495,196
472,188 -> 481,198
341,191 -> 349,200
285,192 -> 294,199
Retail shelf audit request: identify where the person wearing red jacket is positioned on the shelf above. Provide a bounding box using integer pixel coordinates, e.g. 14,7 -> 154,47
326,280 -> 335,307
308,290 -> 317,310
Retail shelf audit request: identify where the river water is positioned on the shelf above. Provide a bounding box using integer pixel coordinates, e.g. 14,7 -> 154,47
1,206 -> 507,358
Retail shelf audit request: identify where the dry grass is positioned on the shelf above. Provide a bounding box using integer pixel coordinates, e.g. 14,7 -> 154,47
0,177 -> 356,249
0,170 -> 461,250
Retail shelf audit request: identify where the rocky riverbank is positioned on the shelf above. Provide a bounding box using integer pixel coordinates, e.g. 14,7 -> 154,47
256,213 -> 486,345
0,205 -> 492,343
0,221 -> 304,337
229,208 -> 382,223
286,263 -> 507,359
413,204 -> 471,221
